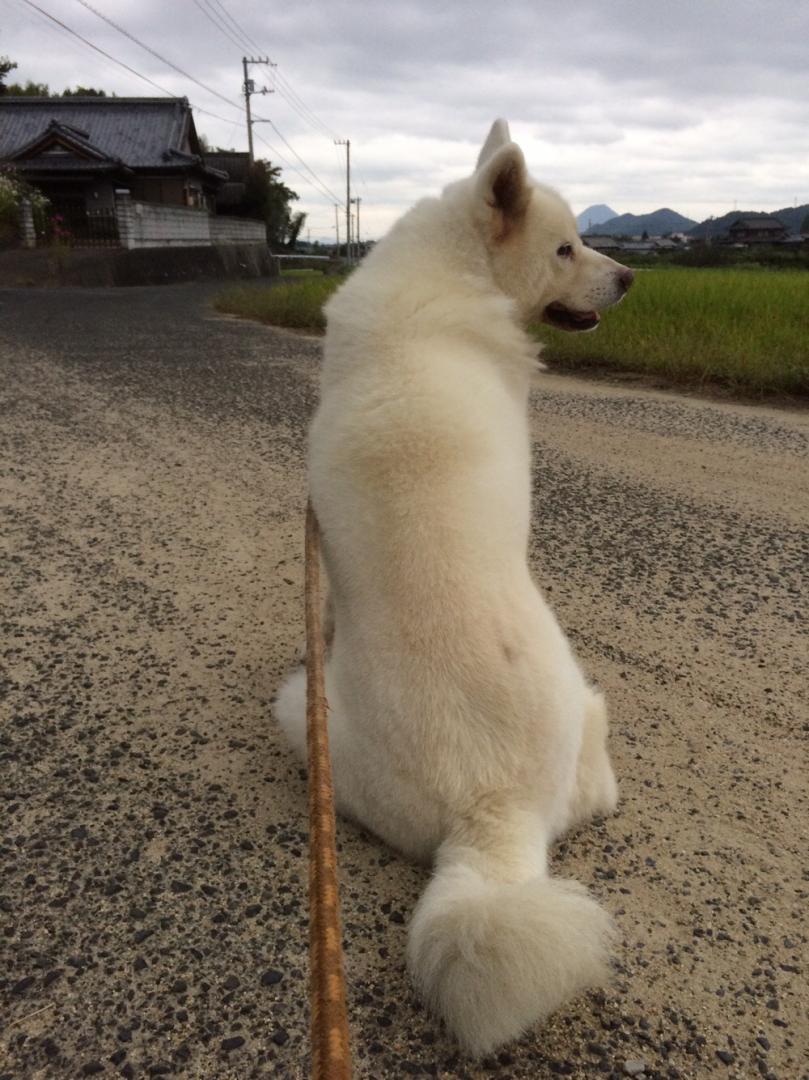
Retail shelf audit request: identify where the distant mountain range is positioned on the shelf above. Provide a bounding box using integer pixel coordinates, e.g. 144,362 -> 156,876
576,204 -> 617,231
581,202 -> 809,239
688,204 -> 809,238
584,208 -> 697,237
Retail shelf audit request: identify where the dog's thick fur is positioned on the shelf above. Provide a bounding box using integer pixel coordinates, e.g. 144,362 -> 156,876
275,120 -> 631,1056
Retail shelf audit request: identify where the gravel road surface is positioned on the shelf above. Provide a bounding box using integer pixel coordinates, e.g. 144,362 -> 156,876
1,284 -> 807,1080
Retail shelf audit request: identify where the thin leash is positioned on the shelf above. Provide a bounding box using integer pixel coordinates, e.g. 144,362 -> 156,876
304,500 -> 352,1079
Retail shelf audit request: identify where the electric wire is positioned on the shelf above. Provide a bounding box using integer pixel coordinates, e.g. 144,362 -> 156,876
17,0 -> 347,222
209,0 -> 259,54
191,0 -> 245,53
69,0 -> 342,205
74,0 -> 243,113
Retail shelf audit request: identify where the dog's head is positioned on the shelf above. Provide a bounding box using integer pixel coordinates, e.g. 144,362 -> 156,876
471,120 -> 633,329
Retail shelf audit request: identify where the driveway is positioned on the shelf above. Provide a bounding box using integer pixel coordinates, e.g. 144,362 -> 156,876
1,284 -> 806,1079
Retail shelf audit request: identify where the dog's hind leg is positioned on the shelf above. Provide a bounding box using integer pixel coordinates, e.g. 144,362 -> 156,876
407,803 -> 614,1055
565,688 -> 618,832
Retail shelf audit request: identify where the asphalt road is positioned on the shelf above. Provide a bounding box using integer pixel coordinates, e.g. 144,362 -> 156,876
1,284 -> 807,1080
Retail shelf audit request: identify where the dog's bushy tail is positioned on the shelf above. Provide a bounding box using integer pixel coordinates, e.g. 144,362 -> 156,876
407,846 -> 613,1056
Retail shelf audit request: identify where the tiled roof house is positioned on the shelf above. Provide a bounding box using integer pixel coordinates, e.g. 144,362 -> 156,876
0,97 -> 227,214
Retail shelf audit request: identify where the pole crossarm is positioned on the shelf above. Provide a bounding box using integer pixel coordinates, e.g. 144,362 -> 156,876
243,56 -> 274,163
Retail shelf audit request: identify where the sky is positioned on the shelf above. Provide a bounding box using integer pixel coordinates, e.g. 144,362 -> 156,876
3,0 -> 809,242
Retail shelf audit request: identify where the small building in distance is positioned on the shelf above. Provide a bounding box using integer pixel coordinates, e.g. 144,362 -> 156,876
727,216 -> 788,244
581,235 -> 622,253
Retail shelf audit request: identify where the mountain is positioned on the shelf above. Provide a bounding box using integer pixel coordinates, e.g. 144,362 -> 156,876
576,204 -> 617,231
584,208 -> 697,237
688,203 -> 809,239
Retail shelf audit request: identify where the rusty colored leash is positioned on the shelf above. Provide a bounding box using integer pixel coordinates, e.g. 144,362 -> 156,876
304,501 -> 352,1079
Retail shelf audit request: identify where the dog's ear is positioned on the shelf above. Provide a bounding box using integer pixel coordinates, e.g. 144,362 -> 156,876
476,118 -> 511,170
474,142 -> 530,240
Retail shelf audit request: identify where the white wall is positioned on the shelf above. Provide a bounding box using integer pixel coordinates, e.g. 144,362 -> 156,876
210,216 -> 266,245
131,202 -> 210,248
114,193 -> 267,249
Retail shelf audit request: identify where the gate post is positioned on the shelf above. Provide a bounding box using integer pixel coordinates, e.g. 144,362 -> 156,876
114,189 -> 136,249
20,199 -> 36,249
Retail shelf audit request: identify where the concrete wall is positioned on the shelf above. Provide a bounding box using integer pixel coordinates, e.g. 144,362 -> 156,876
114,192 -> 266,249
130,201 -> 211,248
210,216 -> 266,245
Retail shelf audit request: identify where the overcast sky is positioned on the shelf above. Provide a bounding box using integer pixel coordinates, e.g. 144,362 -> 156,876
4,0 -> 809,240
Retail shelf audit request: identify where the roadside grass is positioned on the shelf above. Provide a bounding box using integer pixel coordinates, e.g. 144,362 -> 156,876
536,269 -> 809,396
216,268 -> 809,396
215,274 -> 342,332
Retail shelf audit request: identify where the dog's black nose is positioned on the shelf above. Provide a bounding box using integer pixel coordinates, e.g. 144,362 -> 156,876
618,267 -> 634,293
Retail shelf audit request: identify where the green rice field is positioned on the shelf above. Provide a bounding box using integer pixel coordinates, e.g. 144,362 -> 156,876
537,269 -> 809,396
216,268 -> 809,396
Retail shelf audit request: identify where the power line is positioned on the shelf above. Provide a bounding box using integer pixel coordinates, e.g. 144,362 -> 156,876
17,0 -> 347,216
273,69 -> 336,140
209,0 -> 260,53
253,131 -> 340,207
14,0 -> 245,127
256,115 -> 342,203
19,0 -> 182,97
74,0 -> 242,113
191,0 -> 244,53
181,0 -> 346,176
67,0 -> 342,204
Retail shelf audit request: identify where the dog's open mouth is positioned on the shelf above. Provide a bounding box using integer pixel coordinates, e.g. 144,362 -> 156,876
542,302 -> 600,333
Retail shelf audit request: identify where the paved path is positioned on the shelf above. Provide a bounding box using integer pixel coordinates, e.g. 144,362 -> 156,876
1,285 -> 806,1080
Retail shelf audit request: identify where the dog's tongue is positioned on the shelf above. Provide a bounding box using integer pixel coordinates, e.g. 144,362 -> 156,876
543,302 -> 600,332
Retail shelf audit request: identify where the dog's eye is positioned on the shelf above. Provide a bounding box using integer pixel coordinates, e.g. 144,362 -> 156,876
557,243 -> 574,258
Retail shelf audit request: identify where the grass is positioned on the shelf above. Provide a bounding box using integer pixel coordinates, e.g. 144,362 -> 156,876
215,274 -> 342,332
536,269 -> 809,396
216,268 -> 809,397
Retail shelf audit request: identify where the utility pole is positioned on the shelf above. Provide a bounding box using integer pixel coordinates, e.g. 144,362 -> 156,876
351,196 -> 361,255
335,138 -> 351,262
334,204 -> 340,254
243,57 -> 273,164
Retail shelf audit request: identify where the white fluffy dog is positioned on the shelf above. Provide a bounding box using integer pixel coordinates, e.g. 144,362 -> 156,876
275,120 -> 632,1056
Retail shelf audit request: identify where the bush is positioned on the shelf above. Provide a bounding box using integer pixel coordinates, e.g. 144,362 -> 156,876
0,169 -> 50,245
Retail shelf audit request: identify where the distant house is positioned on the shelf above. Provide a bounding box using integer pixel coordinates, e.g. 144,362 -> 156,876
621,241 -> 655,255
727,216 -> 787,244
0,96 -> 228,217
582,235 -> 621,253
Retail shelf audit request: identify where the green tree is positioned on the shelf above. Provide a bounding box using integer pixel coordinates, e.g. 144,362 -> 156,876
285,209 -> 307,251
232,159 -> 304,251
4,78 -> 51,96
62,86 -> 107,97
0,56 -> 17,93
